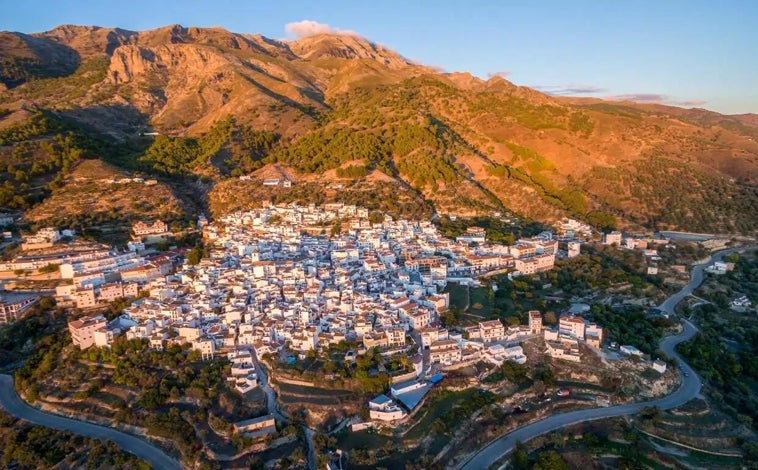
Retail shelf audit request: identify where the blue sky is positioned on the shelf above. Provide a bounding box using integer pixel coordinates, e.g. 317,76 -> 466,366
2,0 -> 757,114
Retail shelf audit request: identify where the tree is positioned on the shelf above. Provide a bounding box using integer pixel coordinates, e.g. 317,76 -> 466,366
440,307 -> 461,328
330,221 -> 341,237
291,446 -> 306,463
586,211 -> 617,231
724,253 -> 740,264
186,246 -> 203,265
368,211 -> 384,224
544,311 -> 557,325
512,441 -> 528,469
533,380 -> 546,396
39,263 -> 59,274
532,450 -> 568,470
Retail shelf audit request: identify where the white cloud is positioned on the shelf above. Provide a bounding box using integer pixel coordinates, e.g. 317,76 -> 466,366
533,84 -> 607,95
487,70 -> 512,79
607,94 -> 706,107
284,20 -> 357,39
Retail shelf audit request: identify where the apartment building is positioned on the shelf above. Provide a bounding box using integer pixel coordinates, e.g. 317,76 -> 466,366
385,327 -> 406,348
514,253 -> 555,275
0,293 -> 40,324
585,323 -> 604,348
132,220 -> 169,236
559,316 -> 586,340
528,310 -> 543,335
602,231 -> 623,246
479,319 -> 505,343
429,339 -> 461,364
68,315 -> 107,349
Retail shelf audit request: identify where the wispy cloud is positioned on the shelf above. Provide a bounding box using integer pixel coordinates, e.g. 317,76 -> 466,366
284,20 -> 358,39
608,94 -> 707,107
487,70 -> 512,79
609,93 -> 666,103
532,84 -> 607,95
671,99 -> 707,107
530,85 -> 706,108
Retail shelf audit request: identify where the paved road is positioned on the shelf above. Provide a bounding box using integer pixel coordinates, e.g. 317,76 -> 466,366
250,349 -> 288,423
460,245 -> 757,470
304,426 -> 316,470
251,349 -> 316,469
0,374 -> 182,470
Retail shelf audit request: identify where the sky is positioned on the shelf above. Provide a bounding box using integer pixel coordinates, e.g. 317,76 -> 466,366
2,0 -> 757,114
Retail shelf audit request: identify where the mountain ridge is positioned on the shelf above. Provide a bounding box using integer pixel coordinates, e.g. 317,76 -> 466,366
0,24 -> 756,237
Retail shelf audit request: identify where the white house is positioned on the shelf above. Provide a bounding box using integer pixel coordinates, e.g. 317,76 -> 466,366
368,394 -> 406,421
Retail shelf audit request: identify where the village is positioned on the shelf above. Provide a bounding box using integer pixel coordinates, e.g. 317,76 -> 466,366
0,203 -> 702,457
37,204 -> 675,432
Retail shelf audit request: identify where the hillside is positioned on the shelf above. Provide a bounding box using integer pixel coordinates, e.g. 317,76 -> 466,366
0,24 -> 757,235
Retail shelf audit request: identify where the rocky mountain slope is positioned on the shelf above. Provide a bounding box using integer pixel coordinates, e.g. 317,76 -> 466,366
1,24 -> 757,236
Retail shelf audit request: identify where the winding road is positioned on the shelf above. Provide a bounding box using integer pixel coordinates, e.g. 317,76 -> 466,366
460,245 -> 757,470
1,247 -> 753,470
0,375 -> 181,469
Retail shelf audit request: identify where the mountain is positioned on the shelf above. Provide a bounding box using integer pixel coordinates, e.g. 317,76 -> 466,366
0,24 -> 757,238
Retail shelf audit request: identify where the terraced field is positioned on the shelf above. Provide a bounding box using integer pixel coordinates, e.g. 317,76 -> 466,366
273,381 -> 364,429
500,398 -> 753,470
276,382 -> 355,406
642,398 -> 750,462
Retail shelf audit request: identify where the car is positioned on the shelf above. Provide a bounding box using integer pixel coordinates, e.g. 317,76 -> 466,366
684,372 -> 689,377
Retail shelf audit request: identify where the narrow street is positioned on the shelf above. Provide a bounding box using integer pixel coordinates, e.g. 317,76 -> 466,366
251,348 -> 315,469
250,348 -> 287,423
304,426 -> 316,470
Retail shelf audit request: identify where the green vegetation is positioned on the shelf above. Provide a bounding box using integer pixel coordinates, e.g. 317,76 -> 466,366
271,126 -> 388,173
268,79 -> 475,195
471,93 -> 568,130
444,283 -> 469,310
203,117 -> 281,177
0,297 -> 62,372
1,55 -> 110,103
567,111 -> 594,137
335,164 -> 368,178
677,254 -> 758,429
13,326 -> 266,462
578,102 -> 647,120
332,387 -> 500,468
487,245 -> 669,350
435,215 -> 547,245
585,210 -> 618,231
273,344 -> 390,394
137,135 -> 204,177
0,410 -> 149,469
545,245 -> 661,294
590,305 -> 673,355
484,141 -> 590,217
39,263 -> 59,273
186,244 -> 205,265
468,286 -> 494,317
482,360 -> 531,386
588,157 -> 758,234
0,110 -> 68,145
137,117 -> 274,177
405,388 -> 497,440
0,111 -> 121,209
